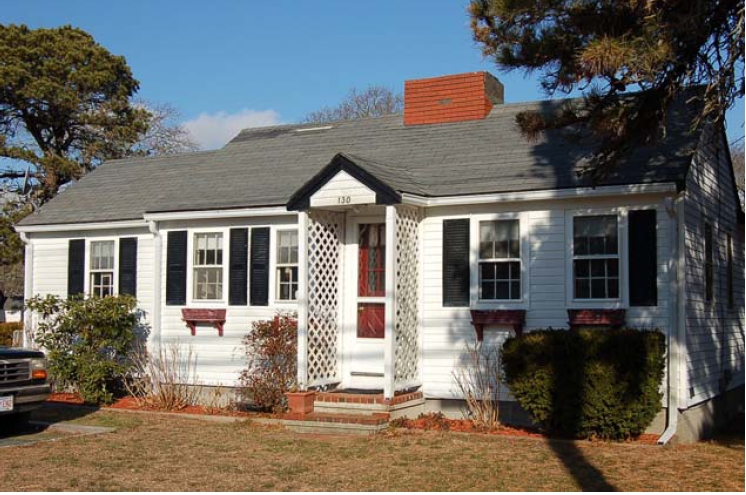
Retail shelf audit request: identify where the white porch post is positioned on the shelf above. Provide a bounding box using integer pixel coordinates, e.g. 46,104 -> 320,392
297,210 -> 309,390
383,205 -> 397,400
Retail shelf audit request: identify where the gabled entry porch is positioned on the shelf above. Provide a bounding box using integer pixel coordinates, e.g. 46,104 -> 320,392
287,153 -> 423,400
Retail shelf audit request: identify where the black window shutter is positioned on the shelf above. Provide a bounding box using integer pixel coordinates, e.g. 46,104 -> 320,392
442,219 -> 470,307
118,237 -> 138,297
250,227 -> 270,306
67,239 -> 86,297
166,231 -> 188,305
629,210 -> 658,306
229,228 -> 249,305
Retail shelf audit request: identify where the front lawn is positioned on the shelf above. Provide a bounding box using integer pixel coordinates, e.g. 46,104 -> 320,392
0,407 -> 742,491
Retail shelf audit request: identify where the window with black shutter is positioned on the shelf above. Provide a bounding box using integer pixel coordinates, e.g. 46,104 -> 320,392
250,227 -> 270,306
118,237 -> 138,297
229,228 -> 248,305
166,231 -> 188,305
67,239 -> 85,297
628,210 -> 657,306
442,219 -> 470,307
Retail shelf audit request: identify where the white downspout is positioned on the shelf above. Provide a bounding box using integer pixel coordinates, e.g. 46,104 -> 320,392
658,194 -> 685,444
148,221 -> 162,353
19,231 -> 33,348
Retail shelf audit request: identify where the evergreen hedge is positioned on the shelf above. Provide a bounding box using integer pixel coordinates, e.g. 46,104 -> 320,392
501,328 -> 665,440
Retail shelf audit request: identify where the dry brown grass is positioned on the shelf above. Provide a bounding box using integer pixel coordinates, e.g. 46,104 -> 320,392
0,407 -> 742,491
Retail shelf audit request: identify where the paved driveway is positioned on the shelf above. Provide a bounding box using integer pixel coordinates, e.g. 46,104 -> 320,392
0,419 -> 112,448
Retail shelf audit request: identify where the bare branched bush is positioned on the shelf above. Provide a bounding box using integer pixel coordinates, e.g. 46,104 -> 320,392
238,313 -> 297,412
454,342 -> 502,429
125,342 -> 202,410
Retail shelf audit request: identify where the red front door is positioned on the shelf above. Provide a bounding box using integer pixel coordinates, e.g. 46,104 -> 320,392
357,224 -> 385,339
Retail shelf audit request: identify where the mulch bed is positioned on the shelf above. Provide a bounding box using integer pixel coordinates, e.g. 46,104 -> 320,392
47,392 -> 256,418
47,393 -> 661,444
391,413 -> 661,444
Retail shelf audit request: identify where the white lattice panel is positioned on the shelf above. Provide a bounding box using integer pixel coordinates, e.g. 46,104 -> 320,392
306,210 -> 344,386
394,205 -> 422,386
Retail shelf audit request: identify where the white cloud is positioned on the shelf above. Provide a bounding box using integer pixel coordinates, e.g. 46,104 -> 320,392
184,109 -> 282,150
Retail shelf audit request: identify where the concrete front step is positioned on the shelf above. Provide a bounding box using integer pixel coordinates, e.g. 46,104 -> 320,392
313,391 -> 426,419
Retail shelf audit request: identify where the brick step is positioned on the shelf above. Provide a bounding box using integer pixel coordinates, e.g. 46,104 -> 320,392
254,411 -> 391,435
282,411 -> 390,426
315,391 -> 423,405
314,391 -> 426,419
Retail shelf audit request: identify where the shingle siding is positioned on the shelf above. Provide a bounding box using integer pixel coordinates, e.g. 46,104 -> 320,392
684,124 -> 745,406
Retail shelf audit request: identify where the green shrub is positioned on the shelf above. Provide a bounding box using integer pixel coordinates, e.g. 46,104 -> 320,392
501,327 -> 665,440
26,294 -> 140,405
238,313 -> 297,412
0,322 -> 23,346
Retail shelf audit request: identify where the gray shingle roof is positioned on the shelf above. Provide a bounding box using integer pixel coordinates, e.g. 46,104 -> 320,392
19,96 -> 701,226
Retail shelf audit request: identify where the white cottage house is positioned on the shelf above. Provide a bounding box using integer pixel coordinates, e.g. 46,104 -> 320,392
16,72 -> 744,442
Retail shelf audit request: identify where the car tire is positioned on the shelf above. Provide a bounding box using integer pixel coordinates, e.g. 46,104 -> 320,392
7,412 -> 32,430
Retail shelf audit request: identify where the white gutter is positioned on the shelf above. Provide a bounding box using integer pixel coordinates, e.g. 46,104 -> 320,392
143,206 -> 295,222
658,193 -> 686,445
19,232 -> 33,348
401,182 -> 678,207
16,219 -> 148,233
16,207 -> 296,234
148,221 -> 163,353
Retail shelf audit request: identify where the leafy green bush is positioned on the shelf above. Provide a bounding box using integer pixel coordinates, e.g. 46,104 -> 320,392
26,294 -> 140,405
501,328 -> 665,440
0,322 -> 23,346
238,313 -> 297,412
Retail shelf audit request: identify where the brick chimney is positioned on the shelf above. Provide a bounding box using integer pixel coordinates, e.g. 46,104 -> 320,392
403,72 -> 504,126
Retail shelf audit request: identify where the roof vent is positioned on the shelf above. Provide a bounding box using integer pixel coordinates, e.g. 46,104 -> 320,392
404,72 -> 504,126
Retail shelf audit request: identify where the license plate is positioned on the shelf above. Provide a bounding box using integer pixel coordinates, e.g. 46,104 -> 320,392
0,395 -> 13,412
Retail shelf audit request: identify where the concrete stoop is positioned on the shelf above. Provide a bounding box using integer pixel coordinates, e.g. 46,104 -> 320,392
313,390 -> 425,420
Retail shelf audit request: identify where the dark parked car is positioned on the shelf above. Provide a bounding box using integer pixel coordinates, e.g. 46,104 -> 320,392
0,348 -> 51,426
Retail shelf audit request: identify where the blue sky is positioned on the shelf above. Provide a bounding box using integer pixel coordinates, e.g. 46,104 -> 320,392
5,0 -> 745,149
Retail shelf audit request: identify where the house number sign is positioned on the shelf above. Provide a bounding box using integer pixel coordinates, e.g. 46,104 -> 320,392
337,196 -> 352,205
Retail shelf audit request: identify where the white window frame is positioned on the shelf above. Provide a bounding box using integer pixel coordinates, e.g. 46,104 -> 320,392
275,228 -> 299,303
85,237 -> 118,298
469,212 -> 529,309
187,228 -> 228,305
566,208 -> 628,308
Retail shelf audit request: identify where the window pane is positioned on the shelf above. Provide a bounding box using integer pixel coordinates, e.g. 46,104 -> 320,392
193,267 -> 223,300
591,259 -> 606,277
494,262 -> 510,280
495,281 -> 509,300
608,278 -> 619,298
479,223 -> 495,259
508,220 -> 520,258
481,280 -> 495,300
575,259 -> 589,278
591,279 -> 606,298
91,241 -> 115,270
508,261 -> 520,279
510,281 -> 520,300
575,279 -> 590,299
574,216 -> 617,255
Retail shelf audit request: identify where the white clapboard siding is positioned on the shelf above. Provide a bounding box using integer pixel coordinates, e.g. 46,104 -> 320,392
418,198 -> 674,400
29,228 -> 156,345
683,125 -> 746,406
310,170 -> 375,207
156,216 -> 299,386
